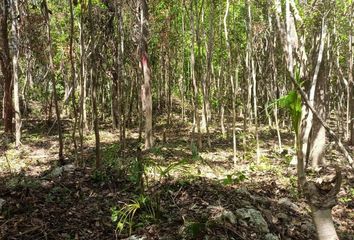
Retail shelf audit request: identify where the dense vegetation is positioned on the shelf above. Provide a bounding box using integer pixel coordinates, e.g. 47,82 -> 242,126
0,0 -> 353,239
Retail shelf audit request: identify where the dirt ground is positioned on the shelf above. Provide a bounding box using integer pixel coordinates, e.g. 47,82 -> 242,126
0,118 -> 353,240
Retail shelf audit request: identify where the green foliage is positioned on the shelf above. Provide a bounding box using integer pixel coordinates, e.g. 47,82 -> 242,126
211,96 -> 220,109
91,169 -> 108,183
111,194 -> 156,235
270,70 -> 302,135
102,143 -> 120,167
6,176 -> 41,190
277,90 -> 302,134
157,159 -> 190,179
183,221 -> 206,239
221,171 -> 247,185
45,186 -> 72,203
339,187 -> 354,204
289,175 -> 299,199
190,143 -> 201,160
128,157 -> 144,187
151,145 -> 163,156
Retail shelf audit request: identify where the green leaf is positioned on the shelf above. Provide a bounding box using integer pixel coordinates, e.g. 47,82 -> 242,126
117,222 -> 124,231
222,175 -> 233,185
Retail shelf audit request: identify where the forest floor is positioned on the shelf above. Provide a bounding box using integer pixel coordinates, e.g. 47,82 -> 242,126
0,116 -> 353,240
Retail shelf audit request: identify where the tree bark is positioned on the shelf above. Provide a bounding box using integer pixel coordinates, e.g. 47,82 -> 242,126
88,0 -> 101,168
246,0 -> 260,162
137,0 -> 153,150
69,0 -> 78,162
0,0 -> 13,134
43,0 -> 64,164
348,4 -> 354,146
10,0 -> 21,146
224,0 -> 237,164
189,1 -> 202,149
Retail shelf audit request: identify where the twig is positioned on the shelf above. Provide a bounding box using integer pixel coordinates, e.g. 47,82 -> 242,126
15,226 -> 41,236
288,72 -> 354,169
47,118 -> 58,135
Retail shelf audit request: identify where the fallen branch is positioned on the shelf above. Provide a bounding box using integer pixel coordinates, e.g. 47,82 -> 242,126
288,72 -> 354,168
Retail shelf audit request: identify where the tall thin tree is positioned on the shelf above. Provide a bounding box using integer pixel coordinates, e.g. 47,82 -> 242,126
0,0 -> 13,135
43,0 -> 65,164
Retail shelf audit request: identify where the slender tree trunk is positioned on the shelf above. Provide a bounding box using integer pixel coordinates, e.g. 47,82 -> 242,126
78,1 -> 86,164
195,0 -> 204,148
348,4 -> 354,146
189,1 -> 202,149
0,0 -> 13,134
270,17 -> 282,150
22,51 -> 33,116
88,0 -> 101,168
118,5 -> 126,152
224,0 -> 237,164
69,0 -> 78,162
137,0 -> 153,149
43,0 -> 64,164
202,0 -> 214,148
10,0 -> 21,146
246,0 -> 260,162
220,3 -> 227,139
180,4 -> 185,121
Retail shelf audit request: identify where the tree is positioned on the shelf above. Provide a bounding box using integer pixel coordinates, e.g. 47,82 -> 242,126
137,0 -> 153,150
42,0 -> 65,165
88,0 -> 101,168
274,1 -> 346,238
10,0 -> 21,147
0,0 -> 13,134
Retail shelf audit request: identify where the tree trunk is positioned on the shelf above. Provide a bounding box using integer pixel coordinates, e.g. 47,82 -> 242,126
137,0 -> 153,150
43,0 -> 64,164
348,4 -> 354,146
224,0 -> 237,164
117,4 -> 126,152
312,208 -> 338,240
308,18 -> 328,169
0,0 -> 13,134
88,0 -> 101,169
246,0 -> 259,162
78,1 -> 86,164
189,1 -> 202,149
10,0 -> 21,146
202,0 -> 214,148
69,0 -> 78,162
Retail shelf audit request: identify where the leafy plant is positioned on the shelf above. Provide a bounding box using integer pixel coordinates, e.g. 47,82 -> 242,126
102,143 -> 120,167
278,90 -> 302,134
91,170 -> 108,183
221,171 -> 247,185
153,159 -> 190,181
6,175 -> 41,190
151,145 -> 163,156
128,157 -> 144,188
111,195 -> 156,235
45,186 -> 72,203
289,175 -> 299,199
269,69 -> 302,134
339,187 -> 354,204
183,221 -> 206,239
